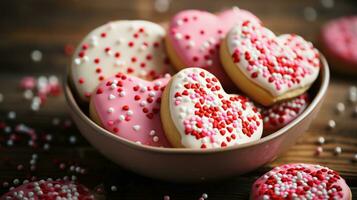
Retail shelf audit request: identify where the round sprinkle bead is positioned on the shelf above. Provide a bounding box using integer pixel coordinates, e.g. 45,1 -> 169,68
334,146 -> 342,155
317,136 -> 325,145
335,102 -> 345,114
327,119 -> 336,130
31,50 -> 43,62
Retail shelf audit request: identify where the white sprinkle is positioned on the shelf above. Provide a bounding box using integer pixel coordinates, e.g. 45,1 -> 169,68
108,94 -> 116,100
107,107 -> 114,113
133,125 -> 141,131
163,195 -> 170,200
127,110 -> 134,116
317,136 -> 325,145
31,50 -> 42,62
8,111 -> 16,120
303,7 -> 317,22
175,33 -> 183,40
336,102 -> 345,113
154,0 -> 171,13
327,120 -> 336,129
114,60 -> 126,67
74,58 -> 81,65
110,185 -> 117,192
119,91 -> 126,97
149,91 -> 156,97
320,0 -> 334,9
43,143 -> 50,151
202,193 -> 208,199
69,135 -> 77,144
23,90 -> 34,99
149,130 -> 156,136
0,93 -> 3,103
153,136 -> 159,142
353,154 -> 357,162
334,146 -> 342,155
119,115 -> 125,121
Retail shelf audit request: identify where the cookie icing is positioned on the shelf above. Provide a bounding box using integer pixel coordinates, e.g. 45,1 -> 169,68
251,163 -> 351,200
71,20 -> 171,101
1,180 -> 94,200
169,68 -> 263,149
92,73 -> 171,147
167,8 -> 260,87
261,93 -> 309,133
226,21 -> 320,96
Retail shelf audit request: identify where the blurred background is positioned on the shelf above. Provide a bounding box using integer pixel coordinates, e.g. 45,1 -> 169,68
0,0 -> 356,199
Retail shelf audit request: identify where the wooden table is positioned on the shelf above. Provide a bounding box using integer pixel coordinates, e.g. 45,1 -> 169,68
0,0 -> 356,199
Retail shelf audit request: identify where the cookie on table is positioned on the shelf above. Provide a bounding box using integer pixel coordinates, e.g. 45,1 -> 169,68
90,73 -> 171,148
161,67 -> 263,149
251,163 -> 352,200
1,180 -> 94,200
220,20 -> 320,106
165,7 -> 260,88
261,93 -> 309,135
70,20 -> 171,102
320,16 -> 357,75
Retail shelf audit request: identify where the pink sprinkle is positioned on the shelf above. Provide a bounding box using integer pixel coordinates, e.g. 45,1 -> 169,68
20,76 -> 36,90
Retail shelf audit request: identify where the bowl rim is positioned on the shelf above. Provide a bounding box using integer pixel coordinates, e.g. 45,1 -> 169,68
64,54 -> 330,155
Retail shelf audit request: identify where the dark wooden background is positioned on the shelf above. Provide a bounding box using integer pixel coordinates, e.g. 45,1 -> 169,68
0,0 -> 357,199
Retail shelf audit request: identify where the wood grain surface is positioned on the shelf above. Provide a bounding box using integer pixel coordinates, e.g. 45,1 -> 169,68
0,0 -> 356,199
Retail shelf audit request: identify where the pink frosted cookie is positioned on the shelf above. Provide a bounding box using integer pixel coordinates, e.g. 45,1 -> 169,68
71,20 -> 171,102
1,180 -> 94,200
161,68 -> 263,149
166,7 -> 260,88
261,93 -> 309,135
90,72 -> 171,147
320,16 -> 357,74
251,163 -> 352,200
220,21 -> 320,106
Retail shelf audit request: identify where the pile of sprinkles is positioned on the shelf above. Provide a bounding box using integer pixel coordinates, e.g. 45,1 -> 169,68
92,73 -> 171,147
251,163 -> 351,200
261,93 -> 309,133
71,20 -> 171,100
169,68 -> 262,149
19,75 -> 62,111
1,179 -> 94,200
227,20 -> 320,96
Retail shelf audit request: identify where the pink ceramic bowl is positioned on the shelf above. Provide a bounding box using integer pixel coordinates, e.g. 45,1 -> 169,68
64,56 -> 329,182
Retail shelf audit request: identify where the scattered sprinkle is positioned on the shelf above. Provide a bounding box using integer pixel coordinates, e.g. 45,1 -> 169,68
327,119 -> 336,130
303,7 -> 317,22
317,136 -> 325,145
31,50 -> 43,62
320,0 -> 334,8
334,146 -> 342,155
335,102 -> 345,113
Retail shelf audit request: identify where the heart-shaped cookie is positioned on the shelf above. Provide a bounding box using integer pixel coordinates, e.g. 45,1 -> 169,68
260,93 -> 309,135
1,180 -> 94,200
161,68 -> 263,149
71,20 -> 171,102
221,20 -> 320,106
90,73 -> 171,147
166,8 -> 260,88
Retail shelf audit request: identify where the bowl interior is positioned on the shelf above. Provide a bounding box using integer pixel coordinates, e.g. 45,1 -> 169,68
64,55 -> 329,155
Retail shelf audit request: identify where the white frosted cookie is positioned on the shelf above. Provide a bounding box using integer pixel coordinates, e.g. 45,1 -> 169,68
161,67 -> 263,149
70,20 -> 171,101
